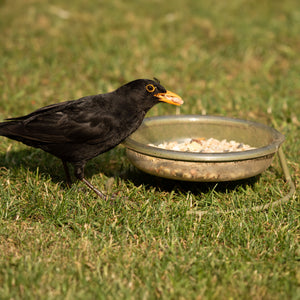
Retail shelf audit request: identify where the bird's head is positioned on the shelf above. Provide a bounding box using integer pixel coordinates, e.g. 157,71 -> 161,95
117,79 -> 183,111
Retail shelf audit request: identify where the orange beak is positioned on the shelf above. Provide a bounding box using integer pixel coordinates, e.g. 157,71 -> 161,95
154,90 -> 183,106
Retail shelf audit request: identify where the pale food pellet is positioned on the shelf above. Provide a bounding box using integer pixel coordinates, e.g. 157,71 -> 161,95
148,138 -> 255,153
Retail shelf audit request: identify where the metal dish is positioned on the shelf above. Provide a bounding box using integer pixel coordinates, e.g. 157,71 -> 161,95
122,115 -> 285,182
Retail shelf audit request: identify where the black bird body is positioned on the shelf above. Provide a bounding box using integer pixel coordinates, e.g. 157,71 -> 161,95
1,91 -> 146,163
0,79 -> 183,198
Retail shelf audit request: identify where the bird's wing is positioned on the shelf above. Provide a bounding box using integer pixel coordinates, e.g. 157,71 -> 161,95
5,97 -> 120,144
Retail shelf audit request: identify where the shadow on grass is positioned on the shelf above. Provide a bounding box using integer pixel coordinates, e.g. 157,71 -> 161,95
0,148 -> 69,184
0,148 -> 259,195
120,166 -> 260,195
0,148 -> 116,186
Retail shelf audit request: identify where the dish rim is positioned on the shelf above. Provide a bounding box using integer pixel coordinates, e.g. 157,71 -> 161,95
123,115 -> 285,162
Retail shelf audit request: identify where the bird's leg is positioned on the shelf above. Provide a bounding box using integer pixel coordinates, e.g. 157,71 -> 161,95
81,177 -> 108,200
73,163 -> 108,200
62,160 -> 72,187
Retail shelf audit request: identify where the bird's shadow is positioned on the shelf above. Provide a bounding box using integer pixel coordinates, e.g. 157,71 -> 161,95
0,148 -> 68,184
0,147 -> 260,195
0,148 -> 115,186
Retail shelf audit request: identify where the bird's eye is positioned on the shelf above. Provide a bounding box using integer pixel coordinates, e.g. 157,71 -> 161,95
145,84 -> 156,93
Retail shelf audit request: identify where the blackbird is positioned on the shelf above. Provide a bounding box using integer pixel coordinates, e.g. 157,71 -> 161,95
0,79 -> 183,199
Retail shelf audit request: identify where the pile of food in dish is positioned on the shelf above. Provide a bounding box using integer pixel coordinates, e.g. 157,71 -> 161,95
149,137 -> 255,153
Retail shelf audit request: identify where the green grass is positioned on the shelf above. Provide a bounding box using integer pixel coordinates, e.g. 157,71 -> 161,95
0,0 -> 299,299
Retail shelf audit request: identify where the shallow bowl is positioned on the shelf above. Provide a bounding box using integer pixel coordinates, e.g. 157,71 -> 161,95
122,115 -> 285,182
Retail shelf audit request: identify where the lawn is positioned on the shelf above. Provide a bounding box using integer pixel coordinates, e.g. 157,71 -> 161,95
0,0 -> 299,299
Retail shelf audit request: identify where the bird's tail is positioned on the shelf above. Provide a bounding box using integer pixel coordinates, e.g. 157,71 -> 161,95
0,120 -> 45,150
0,121 -> 14,137
0,121 -> 25,141
0,120 -> 34,147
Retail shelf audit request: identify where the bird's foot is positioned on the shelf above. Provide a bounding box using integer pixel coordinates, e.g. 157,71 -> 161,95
81,177 -> 121,201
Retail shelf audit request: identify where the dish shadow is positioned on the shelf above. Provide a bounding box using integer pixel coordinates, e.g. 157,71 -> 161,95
119,165 -> 260,195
